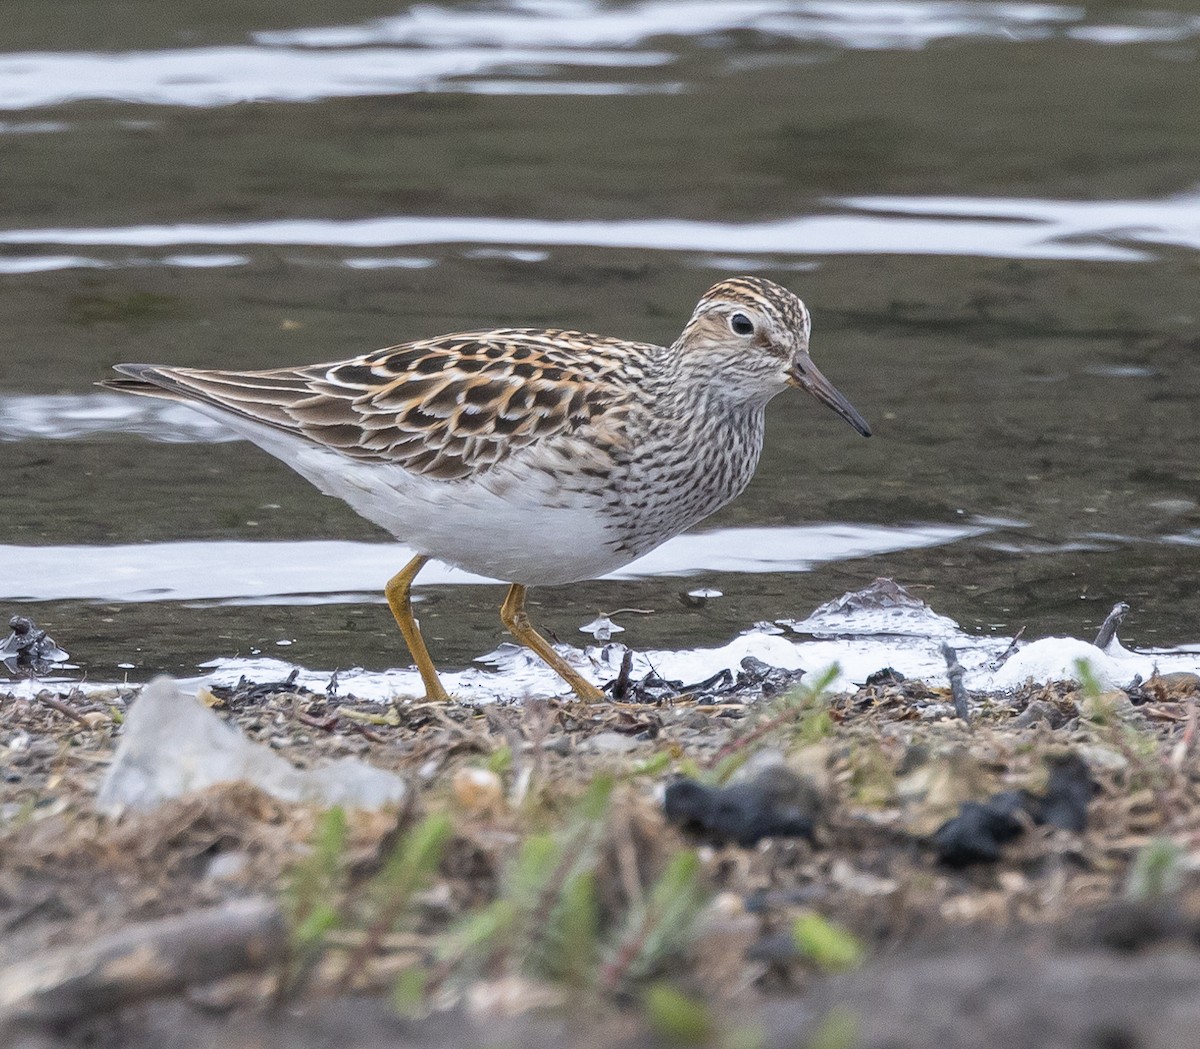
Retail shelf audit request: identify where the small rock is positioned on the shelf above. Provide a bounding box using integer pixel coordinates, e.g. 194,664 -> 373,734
919,703 -> 957,721
735,748 -> 787,779
0,615 -> 69,675
583,731 -> 643,755
738,656 -> 804,697
1026,753 -> 1095,832
205,851 -> 250,882
1147,672 -> 1200,699
1075,743 -> 1129,772
453,767 -> 504,814
466,975 -> 566,1018
932,793 -> 1026,866
541,735 -> 572,757
1013,700 -> 1064,728
829,859 -> 898,897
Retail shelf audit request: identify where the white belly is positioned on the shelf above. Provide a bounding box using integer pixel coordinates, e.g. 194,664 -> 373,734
205,408 -> 626,585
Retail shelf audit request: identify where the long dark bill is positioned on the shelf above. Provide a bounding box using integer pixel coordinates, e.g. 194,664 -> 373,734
788,357 -> 871,437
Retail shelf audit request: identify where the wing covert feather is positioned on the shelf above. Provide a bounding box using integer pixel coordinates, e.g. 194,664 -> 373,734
107,329 -> 653,480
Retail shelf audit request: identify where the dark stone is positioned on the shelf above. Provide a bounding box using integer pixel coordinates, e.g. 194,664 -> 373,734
933,753 -> 1096,866
932,793 -> 1026,866
664,766 -> 821,847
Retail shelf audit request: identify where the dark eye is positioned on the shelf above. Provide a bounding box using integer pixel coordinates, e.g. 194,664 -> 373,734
729,312 -> 754,336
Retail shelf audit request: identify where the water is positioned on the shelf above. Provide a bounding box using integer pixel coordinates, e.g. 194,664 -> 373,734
2,0 -> 1198,689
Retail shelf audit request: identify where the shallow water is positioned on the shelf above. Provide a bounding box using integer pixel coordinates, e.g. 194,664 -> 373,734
1,0 -> 1198,688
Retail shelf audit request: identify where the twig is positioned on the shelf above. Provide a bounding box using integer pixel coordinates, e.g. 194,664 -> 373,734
609,648 -> 635,701
344,719 -> 386,744
598,911 -> 654,992
1171,697 -> 1197,771
295,710 -> 338,732
988,625 -> 1026,670
941,644 -> 971,722
612,805 -> 646,910
1094,601 -> 1130,650
34,690 -> 91,728
0,899 -> 286,1033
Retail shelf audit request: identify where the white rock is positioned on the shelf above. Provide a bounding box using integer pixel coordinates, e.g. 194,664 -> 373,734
97,677 -> 406,812
583,731 -> 642,755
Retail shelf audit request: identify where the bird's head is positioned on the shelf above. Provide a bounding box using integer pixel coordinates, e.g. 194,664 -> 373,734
675,276 -> 871,436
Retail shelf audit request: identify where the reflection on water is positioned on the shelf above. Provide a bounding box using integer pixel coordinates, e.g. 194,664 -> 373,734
5,192 -> 1200,261
0,523 -> 987,602
0,45 -> 675,109
253,0 -> 1087,50
0,394 -> 238,443
2,0 -> 1199,685
0,253 -> 252,274
3,0 -> 1200,109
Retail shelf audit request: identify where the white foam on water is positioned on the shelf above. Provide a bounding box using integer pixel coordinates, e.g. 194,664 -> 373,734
63,623 -> 1200,705
0,253 -> 250,274
16,566 -> 1199,701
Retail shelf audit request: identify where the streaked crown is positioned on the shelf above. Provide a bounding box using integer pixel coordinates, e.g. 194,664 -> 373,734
672,276 -> 813,402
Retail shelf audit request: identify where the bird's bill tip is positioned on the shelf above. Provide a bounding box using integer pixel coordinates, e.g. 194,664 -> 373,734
788,361 -> 871,437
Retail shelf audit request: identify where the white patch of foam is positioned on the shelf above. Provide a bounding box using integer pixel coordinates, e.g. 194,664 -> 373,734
979,636 -> 1180,691
5,192 -> 1198,262
104,627 -> 1200,705
29,579 -> 1200,702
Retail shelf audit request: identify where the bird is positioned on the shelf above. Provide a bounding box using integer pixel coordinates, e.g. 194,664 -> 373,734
102,276 -> 870,702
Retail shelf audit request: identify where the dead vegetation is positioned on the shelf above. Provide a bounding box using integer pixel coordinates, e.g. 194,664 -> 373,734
2,666 -> 1200,1048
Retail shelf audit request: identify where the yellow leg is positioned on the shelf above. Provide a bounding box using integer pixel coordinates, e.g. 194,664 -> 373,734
384,555 -> 450,702
500,583 -> 605,701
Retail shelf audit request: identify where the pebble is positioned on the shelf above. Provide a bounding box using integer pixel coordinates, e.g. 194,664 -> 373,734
1074,743 -> 1129,772
1014,700 -> 1062,728
453,767 -> 504,814
582,731 -> 643,755
919,703 -> 957,721
541,735 -> 571,757
205,851 -> 250,882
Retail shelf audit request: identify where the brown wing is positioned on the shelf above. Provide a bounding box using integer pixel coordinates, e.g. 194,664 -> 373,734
102,329 -> 649,480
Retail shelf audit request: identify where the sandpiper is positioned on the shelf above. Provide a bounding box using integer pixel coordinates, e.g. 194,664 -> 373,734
104,277 -> 870,701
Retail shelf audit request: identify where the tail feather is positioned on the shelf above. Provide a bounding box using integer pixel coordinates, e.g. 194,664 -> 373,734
99,363 -> 319,431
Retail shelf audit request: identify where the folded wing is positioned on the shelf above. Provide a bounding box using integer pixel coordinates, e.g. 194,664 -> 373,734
103,328 -> 641,481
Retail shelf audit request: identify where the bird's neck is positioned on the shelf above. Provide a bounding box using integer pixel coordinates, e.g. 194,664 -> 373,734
661,342 -> 780,416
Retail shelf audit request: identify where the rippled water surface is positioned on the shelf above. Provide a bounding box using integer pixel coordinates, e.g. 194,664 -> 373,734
2,0 -> 1199,685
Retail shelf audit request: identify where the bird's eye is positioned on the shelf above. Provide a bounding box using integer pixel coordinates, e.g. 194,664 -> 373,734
729,312 -> 754,336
